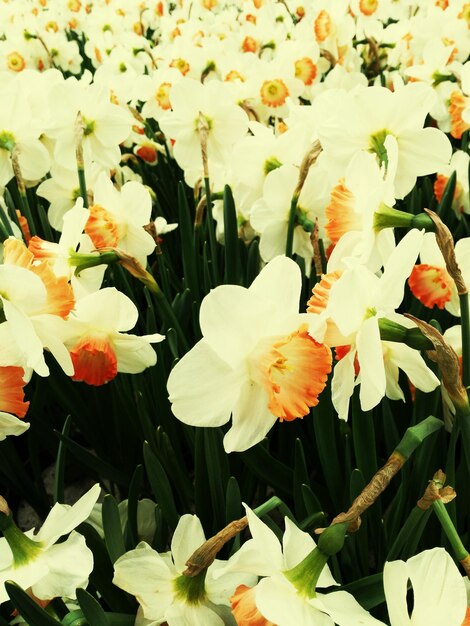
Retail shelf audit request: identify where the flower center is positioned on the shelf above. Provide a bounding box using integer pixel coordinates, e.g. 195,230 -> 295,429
252,325 -> 332,422
408,264 -> 454,309
368,128 -> 393,169
7,52 -> 26,72
0,131 -> 16,152
173,571 -> 207,606
70,335 -> 118,386
294,57 -> 317,86
155,82 -> 172,110
314,10 -> 332,42
169,57 -> 190,76
260,79 -> 289,108
85,204 -> 125,249
325,179 -> 361,244
359,0 -> 379,16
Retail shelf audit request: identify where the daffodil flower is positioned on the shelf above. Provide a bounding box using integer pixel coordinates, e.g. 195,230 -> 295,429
167,256 -> 332,453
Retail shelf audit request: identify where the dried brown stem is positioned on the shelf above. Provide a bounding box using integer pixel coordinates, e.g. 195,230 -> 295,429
183,517 -> 248,577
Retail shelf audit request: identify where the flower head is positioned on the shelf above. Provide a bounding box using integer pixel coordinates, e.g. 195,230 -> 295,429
167,256 -> 332,452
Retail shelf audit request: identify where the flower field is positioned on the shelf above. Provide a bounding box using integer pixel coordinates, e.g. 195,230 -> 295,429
0,0 -> 469,624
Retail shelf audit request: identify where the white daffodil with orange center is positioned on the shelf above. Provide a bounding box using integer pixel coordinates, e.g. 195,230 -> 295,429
408,232 -> 470,316
167,256 -> 332,453
61,287 -> 164,387
325,151 -> 396,273
308,229 -> 439,420
0,238 -> 75,378
84,173 -> 156,267
0,366 -> 30,441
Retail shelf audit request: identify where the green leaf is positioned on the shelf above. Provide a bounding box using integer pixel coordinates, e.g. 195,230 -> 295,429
436,170 -> 457,226
125,464 -> 144,548
177,182 -> 199,299
143,441 -> 179,530
241,444 -> 293,498
340,573 -> 385,610
293,439 -> 309,520
55,432 -> 128,485
54,415 -> 72,504
245,238 -> 260,286
77,523 -> 135,613
102,495 -> 126,564
5,581 -> 62,626
352,394 -> 377,482
76,589 -> 109,626
226,477 -> 242,555
387,507 -> 431,561
203,427 -> 230,533
223,184 -> 239,284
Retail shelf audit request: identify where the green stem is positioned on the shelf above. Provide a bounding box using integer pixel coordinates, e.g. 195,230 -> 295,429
433,499 -> 469,561
150,284 -> 189,353
204,176 -> 219,286
285,194 -> 298,258
459,292 -> 470,388
77,166 -> 89,209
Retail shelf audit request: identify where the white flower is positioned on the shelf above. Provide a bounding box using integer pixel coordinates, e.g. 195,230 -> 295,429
316,82 -> 452,199
113,515 -> 255,626
167,256 -> 332,452
0,484 -> 100,603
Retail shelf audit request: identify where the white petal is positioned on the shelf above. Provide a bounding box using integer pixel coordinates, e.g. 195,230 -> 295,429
316,590 -> 384,625
31,532 -> 93,600
171,515 -> 206,573
383,558 -> 411,625
167,340 -> 243,427
72,287 -> 138,331
357,317 -> 386,412
256,576 -> 332,626
249,256 -> 301,319
408,548 -> 467,625
223,380 -> 277,453
35,484 -> 101,545
199,286 -> 269,366
331,349 -> 356,421
0,412 -> 29,440
375,229 -> 423,312
387,342 -> 440,393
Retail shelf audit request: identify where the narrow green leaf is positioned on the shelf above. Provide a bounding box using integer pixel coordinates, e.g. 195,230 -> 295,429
352,394 -> 377,483
177,182 -> 199,298
226,477 -> 242,555
5,581 -> 62,626
125,464 -> 144,549
340,573 -> 385,610
77,523 -> 135,613
301,484 -> 324,520
102,495 -> 126,563
241,444 -> 293,498
203,427 -> 229,533
245,238 -> 260,286
223,184 -> 239,284
143,442 -> 179,530
76,589 -> 109,626
293,439 -> 309,520
436,170 -> 457,225
55,432 -> 128,485
387,507 -> 432,561
106,616 -> 135,626
54,415 -> 72,504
